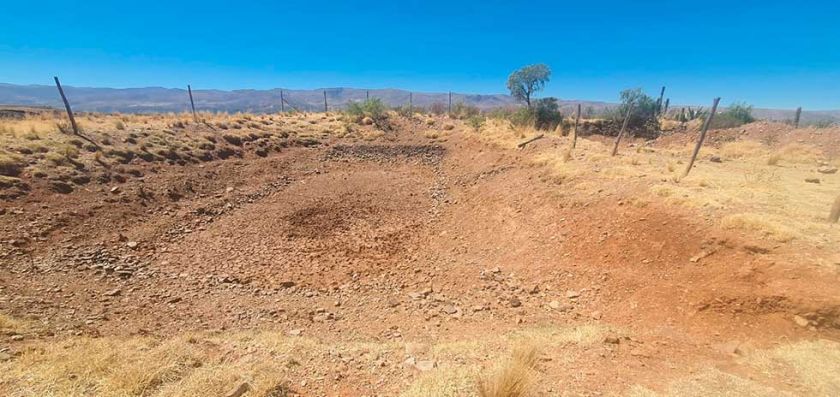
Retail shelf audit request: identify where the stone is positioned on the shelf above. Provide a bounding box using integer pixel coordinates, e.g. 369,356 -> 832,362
126,241 -> 139,249
110,186 -> 121,194
361,116 -> 374,125
10,335 -> 23,341
817,165 -> 838,174
288,329 -> 303,336
548,300 -> 562,310
566,290 -> 580,299
805,178 -> 820,184
224,382 -> 251,397
793,315 -> 810,328
104,288 -> 121,297
277,281 -> 296,289
604,336 -> 620,344
415,360 -> 437,371
49,181 -> 74,194
509,298 -> 522,308
0,352 -> 12,362
709,155 -> 722,163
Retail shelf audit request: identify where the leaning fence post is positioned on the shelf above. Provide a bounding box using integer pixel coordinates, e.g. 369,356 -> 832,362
323,90 -> 328,112
187,84 -> 198,122
54,76 -> 98,148
794,107 -> 802,128
663,98 -> 670,116
656,86 -> 666,115
54,76 -> 80,136
610,103 -> 634,156
829,194 -> 840,223
571,103 -> 581,149
682,97 -> 721,178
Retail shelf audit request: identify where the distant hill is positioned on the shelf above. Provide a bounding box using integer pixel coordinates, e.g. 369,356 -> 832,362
1,83 -> 837,124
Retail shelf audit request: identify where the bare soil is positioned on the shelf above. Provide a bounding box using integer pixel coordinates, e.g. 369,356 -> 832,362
1,118 -> 839,395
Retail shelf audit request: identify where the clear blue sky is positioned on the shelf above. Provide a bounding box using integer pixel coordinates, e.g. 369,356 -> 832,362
1,0 -> 838,109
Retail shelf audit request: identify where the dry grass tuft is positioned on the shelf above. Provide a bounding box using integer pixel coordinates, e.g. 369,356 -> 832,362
476,344 -> 539,397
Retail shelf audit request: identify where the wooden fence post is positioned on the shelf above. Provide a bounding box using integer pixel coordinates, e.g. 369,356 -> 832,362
829,194 -> 840,223
682,97 -> 721,178
448,91 -> 452,114
794,107 -> 802,128
280,90 -> 285,112
323,90 -> 328,112
366,90 -> 369,101
656,86 -> 666,115
572,103 -> 581,149
54,76 -> 80,136
187,84 -> 198,122
663,98 -> 670,116
409,92 -> 413,112
54,76 -> 98,148
610,103 -> 634,156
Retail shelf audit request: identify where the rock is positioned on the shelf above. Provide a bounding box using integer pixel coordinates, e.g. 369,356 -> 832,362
104,288 -> 121,297
277,281 -> 296,289
126,241 -> 139,249
109,186 -> 121,194
288,329 -> 303,336
361,117 -> 374,125
793,315 -> 810,328
442,305 -> 459,315
566,290 -> 580,299
0,352 -> 12,362
591,311 -> 603,320
529,284 -> 540,294
49,181 -> 74,194
415,360 -> 437,372
224,382 -> 251,397
10,335 -> 23,341
509,298 -> 522,308
817,165 -> 838,174
805,177 -> 820,184
604,336 -> 620,344
548,300 -> 562,310
709,155 -> 722,163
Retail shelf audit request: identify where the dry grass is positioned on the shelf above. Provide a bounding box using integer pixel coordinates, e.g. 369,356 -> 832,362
629,339 -> 840,396
476,344 -> 538,397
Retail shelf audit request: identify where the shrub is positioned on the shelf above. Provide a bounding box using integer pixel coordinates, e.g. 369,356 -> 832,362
450,102 -> 481,120
607,88 -> 659,132
345,99 -> 389,127
115,121 -> 126,130
533,97 -> 563,130
427,102 -> 447,115
709,102 -> 755,129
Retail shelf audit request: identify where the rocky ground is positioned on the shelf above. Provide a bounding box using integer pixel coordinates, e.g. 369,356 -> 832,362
0,114 -> 839,396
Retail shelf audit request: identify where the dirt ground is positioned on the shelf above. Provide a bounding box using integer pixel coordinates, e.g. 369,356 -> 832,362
1,113 -> 839,396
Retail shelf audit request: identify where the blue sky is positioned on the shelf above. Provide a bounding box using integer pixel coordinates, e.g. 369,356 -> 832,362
1,0 -> 838,109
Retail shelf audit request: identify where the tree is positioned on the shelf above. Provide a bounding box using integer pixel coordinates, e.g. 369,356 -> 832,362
614,88 -> 658,130
507,64 -> 551,108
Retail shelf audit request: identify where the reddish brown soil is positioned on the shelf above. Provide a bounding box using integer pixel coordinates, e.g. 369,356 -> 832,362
1,124 -> 839,395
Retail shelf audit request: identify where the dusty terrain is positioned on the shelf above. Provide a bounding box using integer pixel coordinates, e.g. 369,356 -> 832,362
1,111 -> 839,396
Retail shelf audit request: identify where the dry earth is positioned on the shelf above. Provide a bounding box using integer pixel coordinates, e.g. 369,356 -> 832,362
0,111 -> 839,396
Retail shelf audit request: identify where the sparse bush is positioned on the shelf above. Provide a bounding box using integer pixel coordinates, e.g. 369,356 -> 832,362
709,102 -> 755,129
115,120 -> 126,130
427,102 -> 447,115
477,345 -> 538,397
466,115 -> 485,131
606,88 -> 659,133
533,97 -> 563,130
345,98 -> 389,128
450,102 -> 481,120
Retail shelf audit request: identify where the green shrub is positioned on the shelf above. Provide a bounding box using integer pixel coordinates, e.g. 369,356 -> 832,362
533,97 -> 563,130
607,88 -> 659,131
708,102 -> 755,129
346,99 -> 389,127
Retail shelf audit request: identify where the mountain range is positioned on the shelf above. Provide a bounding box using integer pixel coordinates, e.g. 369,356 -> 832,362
1,83 -> 837,124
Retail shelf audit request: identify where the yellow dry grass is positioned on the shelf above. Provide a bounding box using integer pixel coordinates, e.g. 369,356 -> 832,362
629,339 -> 840,396
0,324 -> 602,397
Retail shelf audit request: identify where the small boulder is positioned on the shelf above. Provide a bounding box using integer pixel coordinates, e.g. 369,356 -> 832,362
817,165 -> 838,174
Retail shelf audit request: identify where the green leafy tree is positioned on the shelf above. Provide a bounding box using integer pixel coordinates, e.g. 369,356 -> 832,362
612,88 -> 659,131
507,64 -> 551,107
